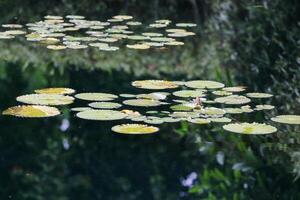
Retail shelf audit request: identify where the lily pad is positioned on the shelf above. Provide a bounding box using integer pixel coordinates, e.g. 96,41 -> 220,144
185,80 -> 225,89
16,94 -> 74,105
132,80 -> 178,90
75,93 -> 118,101
176,23 -> 197,27
88,102 -> 122,109
123,99 -> 161,107
172,90 -> 206,98
246,93 -> 273,98
255,104 -> 275,110
222,86 -> 246,92
126,44 -> 150,50
271,115 -> 300,125
187,118 -> 211,124
170,104 -> 194,111
2,105 -> 60,118
214,95 -> 251,105
223,122 -> 277,134
111,124 -> 159,134
71,107 -> 93,112
197,107 -> 226,116
35,87 -> 75,95
76,110 -> 127,121
209,117 -> 232,123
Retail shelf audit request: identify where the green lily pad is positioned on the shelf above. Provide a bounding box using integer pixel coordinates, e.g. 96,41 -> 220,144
132,80 -> 179,90
126,44 -> 150,49
185,80 -> 225,89
214,95 -> 251,105
123,99 -> 161,107
173,89 -> 206,98
212,90 -> 233,96
75,93 -> 118,101
223,123 -> 277,134
170,104 -> 194,111
246,93 -> 273,98
271,115 -> 300,125
71,107 -> 93,112
222,86 -> 246,92
176,23 -> 197,27
88,102 -> 122,109
197,107 -> 226,116
76,110 -> 127,121
224,108 -> 244,114
2,105 -> 60,118
34,87 -> 75,95
209,117 -> 232,123
136,92 -> 167,100
255,105 -> 275,110
187,118 -> 211,124
16,94 -> 74,105
111,124 -> 159,134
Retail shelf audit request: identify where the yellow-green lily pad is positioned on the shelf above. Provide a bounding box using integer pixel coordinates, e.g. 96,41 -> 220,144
132,80 -> 179,90
123,99 -> 161,107
88,102 -> 122,109
75,93 -> 118,101
271,115 -> 300,125
76,110 -> 127,121
173,90 -> 206,98
214,95 -> 251,105
223,123 -> 277,134
185,80 -> 225,89
16,94 -> 74,105
2,105 -> 60,118
34,87 -> 75,95
246,93 -> 273,98
112,124 -> 159,134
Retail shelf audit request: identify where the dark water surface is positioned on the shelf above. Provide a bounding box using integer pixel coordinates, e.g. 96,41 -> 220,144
1,3 -> 300,199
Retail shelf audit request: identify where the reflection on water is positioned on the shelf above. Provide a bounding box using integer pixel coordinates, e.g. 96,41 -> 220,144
0,4 -> 300,199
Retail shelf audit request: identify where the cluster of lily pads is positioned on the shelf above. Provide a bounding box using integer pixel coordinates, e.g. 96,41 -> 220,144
2,80 -> 300,134
0,15 -> 196,51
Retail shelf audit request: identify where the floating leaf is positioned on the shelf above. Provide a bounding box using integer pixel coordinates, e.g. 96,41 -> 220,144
88,102 -> 122,109
271,115 -> 300,125
132,80 -> 178,90
2,105 -> 60,118
255,104 -> 275,110
209,117 -> 232,123
35,87 -> 75,95
176,23 -> 197,27
246,93 -> 273,98
185,80 -> 225,89
212,90 -> 232,96
76,110 -> 127,121
187,118 -> 211,124
222,86 -> 246,92
214,95 -> 251,105
224,108 -> 244,114
71,107 -> 93,112
223,123 -> 277,134
47,45 -> 67,50
126,44 -> 150,50
197,107 -> 226,116
136,92 -> 167,100
170,104 -> 194,111
111,124 -> 159,134
173,90 -> 206,98
16,94 -> 74,105
123,99 -> 161,107
75,93 -> 118,101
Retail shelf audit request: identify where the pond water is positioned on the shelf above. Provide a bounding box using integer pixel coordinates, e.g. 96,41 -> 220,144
0,11 -> 300,200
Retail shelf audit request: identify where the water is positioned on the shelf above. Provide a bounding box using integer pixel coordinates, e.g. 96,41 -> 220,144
1,9 -> 300,200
